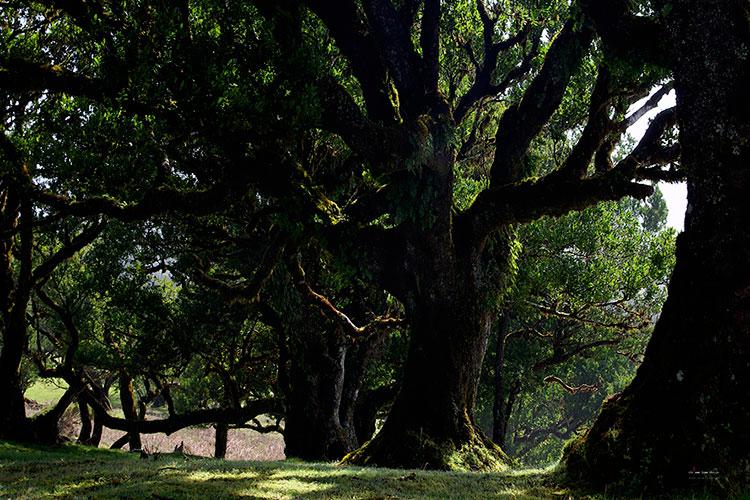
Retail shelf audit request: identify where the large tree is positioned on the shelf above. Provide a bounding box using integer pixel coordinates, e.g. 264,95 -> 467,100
564,0 -> 750,491
1,0 -> 680,467
287,0 -> 680,469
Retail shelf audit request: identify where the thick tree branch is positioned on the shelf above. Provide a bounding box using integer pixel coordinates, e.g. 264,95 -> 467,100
581,0 -> 671,68
361,0 -> 424,114
304,0 -> 397,123
0,56 -> 115,100
620,83 -> 674,131
81,388 -> 282,435
461,107 -> 679,242
316,78 -> 412,166
490,18 -> 594,186
558,66 -> 616,178
191,235 -> 286,304
34,180 -> 247,222
31,222 -> 104,285
460,168 -> 653,244
421,0 -> 440,94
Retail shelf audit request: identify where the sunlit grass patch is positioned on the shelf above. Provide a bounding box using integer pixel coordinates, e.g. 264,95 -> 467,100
0,441 -> 586,499
23,379 -> 69,404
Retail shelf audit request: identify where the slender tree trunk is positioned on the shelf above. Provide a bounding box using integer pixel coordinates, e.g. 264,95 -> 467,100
77,401 -> 93,444
214,423 -> 229,458
501,379 -> 520,447
565,1 -> 750,490
353,384 -> 397,445
492,313 -> 510,447
118,373 -> 142,450
87,379 -> 110,447
89,417 -> 103,447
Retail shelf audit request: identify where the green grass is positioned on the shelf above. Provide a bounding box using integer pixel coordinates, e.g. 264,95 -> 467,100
0,441 -> 732,499
0,441 -> 571,499
24,379 -> 69,404
25,379 -> 122,408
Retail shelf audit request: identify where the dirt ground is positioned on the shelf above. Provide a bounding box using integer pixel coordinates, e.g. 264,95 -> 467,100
26,401 -> 286,461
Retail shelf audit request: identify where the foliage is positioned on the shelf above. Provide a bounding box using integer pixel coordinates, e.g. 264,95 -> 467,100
477,190 -> 676,465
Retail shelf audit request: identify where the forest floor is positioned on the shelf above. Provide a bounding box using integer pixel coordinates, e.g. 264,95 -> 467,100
0,441 -> 564,499
0,441 -> 727,499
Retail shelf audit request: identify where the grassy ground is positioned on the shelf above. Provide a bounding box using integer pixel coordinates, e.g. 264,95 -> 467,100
1,441 -> 733,499
24,379 -> 70,405
0,441 -> 572,499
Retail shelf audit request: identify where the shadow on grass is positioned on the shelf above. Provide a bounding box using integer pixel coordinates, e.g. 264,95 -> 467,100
1,441 -> 563,499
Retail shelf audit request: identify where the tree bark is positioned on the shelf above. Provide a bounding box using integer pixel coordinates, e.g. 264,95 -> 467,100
342,118 -> 514,470
491,313 -> 510,447
0,348 -> 28,441
344,287 -> 509,470
283,325 -> 358,460
77,401 -> 93,443
565,0 -> 750,490
118,373 -> 142,450
214,423 -> 229,458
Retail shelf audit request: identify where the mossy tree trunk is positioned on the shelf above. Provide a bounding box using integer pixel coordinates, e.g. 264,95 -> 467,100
345,284 -> 509,470
0,182 -> 33,442
565,0 -> 750,489
344,127 -> 512,471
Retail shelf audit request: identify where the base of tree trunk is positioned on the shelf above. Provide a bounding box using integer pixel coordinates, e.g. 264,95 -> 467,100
342,419 -> 510,471
562,357 -> 750,494
0,415 -> 66,445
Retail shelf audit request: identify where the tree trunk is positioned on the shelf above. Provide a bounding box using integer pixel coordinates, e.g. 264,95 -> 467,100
118,373 -> 142,450
0,186 -> 35,442
214,423 -> 229,458
86,379 -> 111,447
89,416 -> 104,447
31,385 -> 79,444
77,401 -> 93,444
283,326 -> 358,460
0,362 -> 27,441
491,313 -> 510,447
0,320 -> 30,441
353,384 -> 397,445
565,0 -> 750,490
344,285 -> 510,470
343,124 -> 513,470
